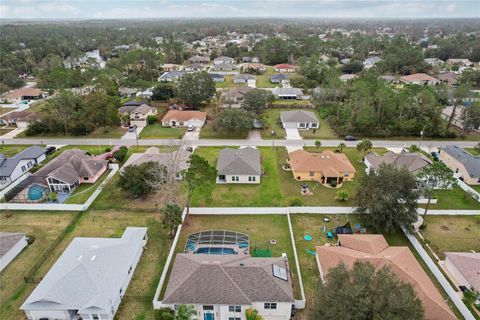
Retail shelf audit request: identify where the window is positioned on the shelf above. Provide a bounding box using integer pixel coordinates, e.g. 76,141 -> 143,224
298,122 -> 306,128
84,177 -> 89,181
228,318 -> 241,320
344,173 -> 349,177
128,266 -> 132,274
309,171 -> 314,177
203,305 -> 214,311
310,122 -> 318,128
264,302 -> 277,310
92,315 -> 100,320
229,306 -> 241,312
21,166 -> 26,172
231,176 -> 239,182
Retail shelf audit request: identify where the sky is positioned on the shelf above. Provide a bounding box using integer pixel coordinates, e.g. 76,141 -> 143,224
0,0 -> 479,20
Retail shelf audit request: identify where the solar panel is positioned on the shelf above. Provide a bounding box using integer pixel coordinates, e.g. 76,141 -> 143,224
272,264 -> 288,281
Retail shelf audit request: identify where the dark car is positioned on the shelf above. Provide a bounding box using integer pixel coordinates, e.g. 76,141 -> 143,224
185,147 -> 193,152
344,135 -> 357,141
430,151 -> 439,161
45,146 -> 56,155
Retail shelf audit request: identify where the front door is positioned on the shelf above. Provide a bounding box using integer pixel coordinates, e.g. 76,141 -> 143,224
203,313 -> 214,320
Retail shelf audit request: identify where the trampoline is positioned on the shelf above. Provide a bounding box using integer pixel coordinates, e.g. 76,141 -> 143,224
185,230 -> 249,254
27,184 -> 47,201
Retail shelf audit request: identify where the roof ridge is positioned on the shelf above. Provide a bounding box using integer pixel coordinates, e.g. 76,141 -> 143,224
219,263 -> 252,304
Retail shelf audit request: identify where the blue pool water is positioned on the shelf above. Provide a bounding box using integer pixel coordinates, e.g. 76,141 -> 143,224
195,247 -> 236,255
27,184 -> 47,201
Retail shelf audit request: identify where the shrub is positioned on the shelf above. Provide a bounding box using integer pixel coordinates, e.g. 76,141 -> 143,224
105,147 -> 112,152
27,235 -> 36,244
286,196 -> 303,206
335,190 -> 349,201
155,307 -> 174,320
113,146 -> 128,162
147,115 -> 157,125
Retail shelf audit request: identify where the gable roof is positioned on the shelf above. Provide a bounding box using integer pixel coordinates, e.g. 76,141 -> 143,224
217,147 -> 261,176
121,147 -> 190,174
271,73 -> 288,81
280,110 -> 318,123
123,100 -> 147,107
163,254 -> 294,305
234,74 -> 256,81
3,87 -> 42,99
441,145 -> 480,178
273,87 -> 303,97
21,228 -> 147,315
274,63 -> 294,69
0,109 -> 39,122
162,110 -> 207,122
316,235 -> 456,320
159,71 -> 186,81
0,146 -> 46,177
365,151 -> 431,174
445,252 -> 480,291
224,87 -> 254,99
401,73 -> 439,83
133,104 -> 155,115
289,150 -> 356,176
0,232 -> 25,258
188,55 -> 210,63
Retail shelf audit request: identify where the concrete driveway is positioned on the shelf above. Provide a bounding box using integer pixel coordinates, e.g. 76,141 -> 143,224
121,126 -> 145,140
0,127 -> 27,139
285,128 -> 302,140
183,128 -> 200,140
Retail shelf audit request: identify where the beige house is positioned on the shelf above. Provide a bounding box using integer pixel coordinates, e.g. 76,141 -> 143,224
288,149 -> 356,187
439,145 -> 480,185
118,104 -> 157,127
161,110 -> 207,128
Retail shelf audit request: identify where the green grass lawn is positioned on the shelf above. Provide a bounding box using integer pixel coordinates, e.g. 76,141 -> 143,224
215,75 -> 247,89
427,186 -> 480,209
255,66 -> 300,88
0,211 -> 74,320
139,123 -> 186,139
0,144 -> 33,157
199,119 -> 249,139
15,126 -> 127,139
465,148 -> 479,156
298,118 -> 337,139
190,147 -> 284,207
63,170 -> 111,204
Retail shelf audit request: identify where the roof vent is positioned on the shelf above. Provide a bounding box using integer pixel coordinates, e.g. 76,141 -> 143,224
91,255 -> 97,261
240,263 -> 245,266
77,255 -> 83,261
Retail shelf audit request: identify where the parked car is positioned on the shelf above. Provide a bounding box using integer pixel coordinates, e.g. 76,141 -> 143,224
185,147 -> 193,152
344,135 -> 357,141
187,125 -> 194,132
45,146 -> 56,155
128,125 -> 137,133
431,152 -> 439,161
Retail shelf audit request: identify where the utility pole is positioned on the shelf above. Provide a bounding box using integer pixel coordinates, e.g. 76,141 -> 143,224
272,129 -> 276,149
135,126 -> 139,149
418,126 -> 425,150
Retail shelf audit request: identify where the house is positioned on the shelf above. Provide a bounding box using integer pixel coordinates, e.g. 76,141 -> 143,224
0,232 -> 28,272
209,73 -> 225,82
280,110 -> 319,129
363,56 -> 381,68
272,87 -> 303,100
213,56 -> 235,65
185,63 -> 206,72
0,146 -> 47,189
21,227 -> 147,320
270,73 -> 288,83
136,88 -> 153,100
364,151 -> 432,175
379,75 -> 399,84
400,73 -> 440,85
339,74 -> 357,82
274,64 -> 295,73
158,71 -> 186,82
221,87 -> 254,108
188,55 -> 210,65
1,87 -> 44,104
122,100 -> 148,107
117,87 -> 138,98
438,72 -> 458,86
447,58 -> 473,67
212,63 -> 235,72
216,147 -> 261,184
161,253 -> 294,320
439,145 -> 480,185
162,63 -> 182,72
316,234 -> 456,320
121,147 -> 189,180
119,104 -> 157,126
289,149 -> 356,186
234,74 -> 256,84
34,149 -> 108,194
161,110 -> 207,128
240,63 -> 266,73
242,56 -> 260,63
425,58 -> 444,67
0,110 -> 39,128
444,252 -> 480,292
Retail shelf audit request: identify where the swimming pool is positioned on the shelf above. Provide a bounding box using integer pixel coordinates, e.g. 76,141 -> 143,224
27,184 -> 47,201
195,247 -> 237,255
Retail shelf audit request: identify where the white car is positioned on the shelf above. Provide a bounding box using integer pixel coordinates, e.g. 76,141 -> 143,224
187,125 -> 194,132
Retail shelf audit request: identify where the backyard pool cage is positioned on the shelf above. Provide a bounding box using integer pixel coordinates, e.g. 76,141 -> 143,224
184,230 -> 250,254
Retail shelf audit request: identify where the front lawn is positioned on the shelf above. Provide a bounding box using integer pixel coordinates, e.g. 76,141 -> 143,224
199,119 -> 249,139
139,123 -> 186,139
15,126 -> 126,139
256,66 -> 299,88
0,211 -> 74,320
190,147 -> 283,207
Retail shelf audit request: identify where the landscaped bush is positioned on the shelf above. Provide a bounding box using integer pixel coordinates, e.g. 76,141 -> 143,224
155,307 -> 174,320
113,146 -> 128,162
105,147 -> 112,152
147,115 -> 157,125
335,190 -> 349,201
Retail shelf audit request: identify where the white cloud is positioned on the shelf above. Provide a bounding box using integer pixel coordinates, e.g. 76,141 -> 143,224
445,3 -> 457,13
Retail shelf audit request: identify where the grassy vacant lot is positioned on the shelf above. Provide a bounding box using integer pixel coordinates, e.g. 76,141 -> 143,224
139,124 -> 186,139
173,214 -> 302,299
0,211 -> 74,320
15,126 -> 127,139
191,147 -> 283,207
199,119 -> 249,139
419,215 -> 480,259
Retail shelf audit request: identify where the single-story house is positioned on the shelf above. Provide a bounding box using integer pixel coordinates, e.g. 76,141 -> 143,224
0,110 -> 39,128
439,145 -> 480,185
363,56 -> 381,68
274,63 -> 295,73
21,227 -> 147,320
213,56 -> 235,65
444,252 -> 480,292
185,63 -> 206,72
0,232 -> 28,272
1,87 -> 44,104
242,56 -> 260,63
0,146 -> 47,189
161,254 -> 294,320
161,110 -> 207,128
117,87 -> 138,98
119,104 -> 157,127
158,71 -> 186,82
288,149 -> 356,186
136,88 -> 153,100
212,63 -> 235,72
216,147 -> 261,184
447,58 -> 473,67
400,73 -> 440,85
280,110 -> 319,129
379,75 -> 399,84
316,234 -> 456,320
240,63 -> 266,73
364,151 -> 432,175
438,72 -> 458,86
162,63 -> 182,72
209,73 -> 225,82
34,149 -> 108,194
221,87 -> 254,108
339,74 -> 357,82
234,74 -> 256,84
188,55 -> 210,65
425,58 -> 444,67
122,100 -> 148,107
272,87 -> 303,100
271,73 -> 288,83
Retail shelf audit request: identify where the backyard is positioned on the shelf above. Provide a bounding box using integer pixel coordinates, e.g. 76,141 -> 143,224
63,169 -> 111,204
139,123 -> 186,139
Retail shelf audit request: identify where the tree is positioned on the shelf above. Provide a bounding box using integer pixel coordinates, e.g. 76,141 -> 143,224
313,261 -> 424,320
44,91 -> 85,135
241,89 -> 273,115
356,139 -> 372,159
182,154 -> 217,224
215,109 -> 253,134
176,305 -> 196,320
162,203 -> 182,237
177,72 -> 216,107
315,140 -> 322,152
84,92 -> 120,131
475,141 -> 480,155
355,164 -> 418,233
338,142 -> 346,153
461,102 -> 480,133
152,82 -> 176,101
245,308 -> 264,320
113,146 -> 128,162
119,161 -> 167,198
155,308 -> 174,320
417,162 -> 457,226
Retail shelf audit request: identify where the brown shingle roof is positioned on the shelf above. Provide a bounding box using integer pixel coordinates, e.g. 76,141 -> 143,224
289,150 -> 356,176
401,73 -> 439,83
0,232 -> 25,258
316,235 -> 456,320
365,151 -> 431,175
3,88 -> 42,99
0,110 -> 39,122
445,252 -> 480,291
162,110 -> 206,122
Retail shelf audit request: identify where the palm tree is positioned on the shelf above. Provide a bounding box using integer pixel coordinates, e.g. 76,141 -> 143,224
245,308 -> 264,320
315,140 -> 322,152
338,142 -> 346,153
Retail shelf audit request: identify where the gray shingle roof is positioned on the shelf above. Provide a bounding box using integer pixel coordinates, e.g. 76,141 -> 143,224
280,110 -> 319,123
234,74 -> 256,81
21,228 -> 147,315
0,232 -> 25,259
216,147 -> 261,176
159,71 -> 186,81
365,151 -> 431,175
271,73 -> 288,81
163,254 -> 294,305
272,87 -> 303,97
0,146 -> 46,177
442,145 -> 480,178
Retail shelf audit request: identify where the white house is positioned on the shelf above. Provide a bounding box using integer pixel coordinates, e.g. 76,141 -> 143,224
0,146 -> 47,189
21,227 -> 148,320
161,110 -> 207,128
280,110 -> 319,130
216,147 -> 261,184
0,232 -> 28,272
272,87 -> 303,100
213,56 -> 235,65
